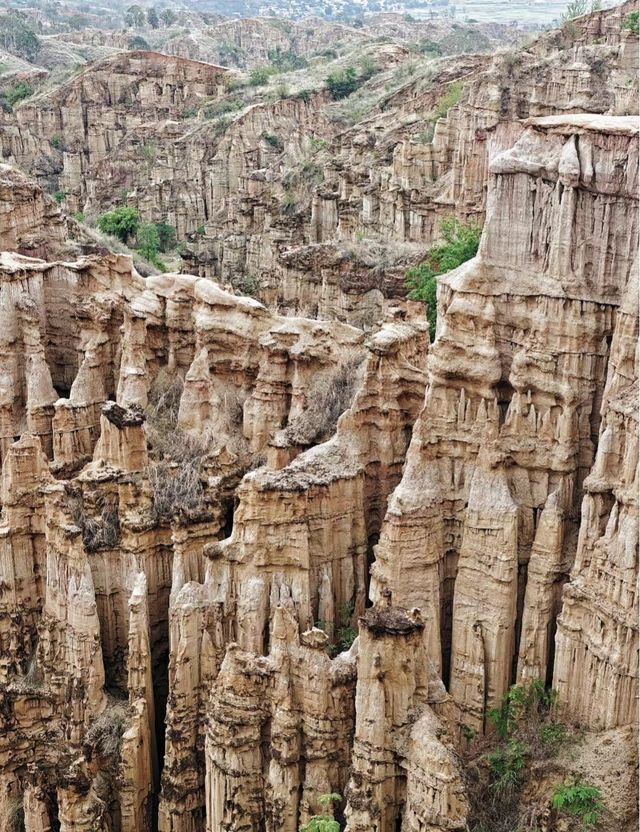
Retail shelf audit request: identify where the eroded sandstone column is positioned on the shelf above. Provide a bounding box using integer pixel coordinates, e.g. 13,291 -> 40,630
345,596 -> 468,832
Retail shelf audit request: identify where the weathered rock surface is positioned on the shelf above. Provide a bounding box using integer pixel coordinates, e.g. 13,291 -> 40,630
0,5 -> 637,832
372,113 -> 638,736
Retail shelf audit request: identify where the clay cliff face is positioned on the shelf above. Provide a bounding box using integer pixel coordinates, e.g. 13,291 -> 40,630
372,113 -> 638,736
0,51 -> 228,213
0,5 -> 637,832
3,4 -> 635,332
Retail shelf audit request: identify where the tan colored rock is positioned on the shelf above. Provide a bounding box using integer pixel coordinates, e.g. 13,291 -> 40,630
372,114 -> 639,731
344,599 -> 467,832
204,606 -> 357,832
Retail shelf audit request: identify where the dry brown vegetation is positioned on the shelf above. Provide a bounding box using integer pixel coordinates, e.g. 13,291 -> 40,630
72,494 -> 120,552
282,350 -> 365,445
145,371 -> 209,521
83,703 -> 128,769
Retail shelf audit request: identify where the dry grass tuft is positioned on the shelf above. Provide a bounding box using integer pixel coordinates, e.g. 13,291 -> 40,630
6,797 -> 25,832
283,351 -> 365,445
72,495 -> 120,552
84,704 -> 127,766
145,370 -> 209,521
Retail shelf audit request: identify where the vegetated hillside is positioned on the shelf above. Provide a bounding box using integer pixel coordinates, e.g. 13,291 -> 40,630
0,2 -> 636,832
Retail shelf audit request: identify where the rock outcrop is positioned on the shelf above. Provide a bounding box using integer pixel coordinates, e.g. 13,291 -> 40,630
0,5 -> 637,832
372,113 -> 638,734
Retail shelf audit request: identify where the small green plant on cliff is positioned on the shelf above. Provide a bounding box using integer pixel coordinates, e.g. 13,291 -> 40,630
53,190 -> 66,204
487,737 -> 527,796
405,217 -> 481,341
326,66 -> 359,99
487,678 -> 550,738
249,65 -> 276,86
136,222 -> 160,260
299,793 -> 342,832
154,222 -> 176,252
466,681 -> 572,832
622,10 -> 639,35
2,81 -> 32,109
433,80 -> 463,118
139,141 -> 157,170
229,272 -> 260,298
336,600 -> 357,652
262,131 -> 284,150
552,781 -> 603,828
97,205 -> 139,243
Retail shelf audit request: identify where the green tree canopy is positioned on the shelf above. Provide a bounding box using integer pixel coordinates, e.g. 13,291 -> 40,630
97,206 -> 140,243
136,223 -> 160,260
405,218 -> 481,340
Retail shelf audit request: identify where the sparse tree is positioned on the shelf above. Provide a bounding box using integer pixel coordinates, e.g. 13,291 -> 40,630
136,223 -> 160,261
124,4 -> 145,28
147,6 -> 159,29
160,8 -> 177,26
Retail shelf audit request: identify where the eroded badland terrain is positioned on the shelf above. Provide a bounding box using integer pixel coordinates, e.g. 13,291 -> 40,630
0,2 -> 637,831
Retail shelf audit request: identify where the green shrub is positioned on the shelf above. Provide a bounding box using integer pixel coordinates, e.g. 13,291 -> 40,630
487,679 -> 555,738
160,8 -> 177,25
552,781 -> 603,828
0,13 -> 40,62
203,97 -> 243,119
155,223 -> 176,253
359,55 -> 379,81
97,206 -> 139,243
317,48 -> 338,60
224,75 -> 246,93
229,273 -> 260,298
262,131 -> 283,150
415,126 -> 435,144
326,66 -> 359,99
460,724 -> 478,743
53,190 -> 65,204
73,211 -> 85,223
136,223 -> 160,260
336,601 -> 358,651
4,81 -> 33,107
488,737 -> 527,795
297,89 -> 311,102
272,82 -> 289,100
128,35 -> 149,50
51,134 -> 64,151
140,141 -> 157,167
196,224 -> 206,236
433,81 -> 463,118
267,47 -> 308,71
623,10 -> 639,35
212,115 -> 232,136
412,37 -> 443,56
309,136 -> 328,151
540,722 -> 568,748
299,793 -> 341,832
218,42 -> 244,67
405,217 -> 480,340
249,65 -> 275,86
281,190 -> 298,215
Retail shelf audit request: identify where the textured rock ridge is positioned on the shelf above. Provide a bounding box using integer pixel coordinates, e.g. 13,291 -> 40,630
372,113 -> 638,736
0,5 -> 637,831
